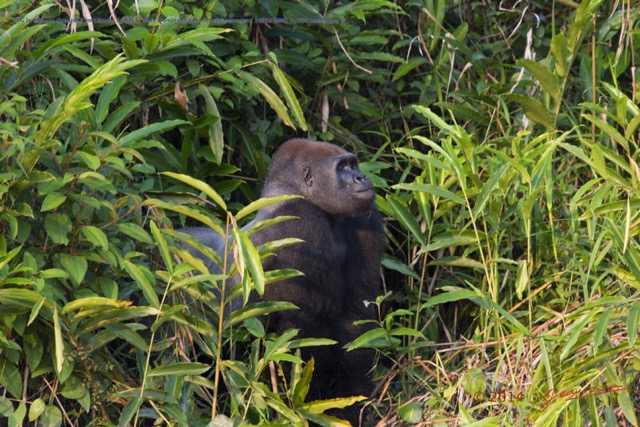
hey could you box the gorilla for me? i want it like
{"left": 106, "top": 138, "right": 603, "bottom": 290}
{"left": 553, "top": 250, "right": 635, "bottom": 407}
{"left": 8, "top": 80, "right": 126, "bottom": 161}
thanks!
{"left": 180, "top": 138, "right": 385, "bottom": 425}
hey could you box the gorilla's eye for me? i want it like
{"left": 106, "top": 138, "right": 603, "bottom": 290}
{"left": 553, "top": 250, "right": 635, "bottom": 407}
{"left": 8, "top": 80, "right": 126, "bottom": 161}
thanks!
{"left": 337, "top": 159, "right": 357, "bottom": 172}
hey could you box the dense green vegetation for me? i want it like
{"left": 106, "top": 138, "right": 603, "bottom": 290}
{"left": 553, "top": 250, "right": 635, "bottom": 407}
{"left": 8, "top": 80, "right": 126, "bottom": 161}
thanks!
{"left": 1, "top": 0, "right": 639, "bottom": 425}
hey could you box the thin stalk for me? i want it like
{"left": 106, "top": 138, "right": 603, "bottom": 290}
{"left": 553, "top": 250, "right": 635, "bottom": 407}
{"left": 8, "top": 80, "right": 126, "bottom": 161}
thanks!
{"left": 211, "top": 213, "right": 233, "bottom": 422}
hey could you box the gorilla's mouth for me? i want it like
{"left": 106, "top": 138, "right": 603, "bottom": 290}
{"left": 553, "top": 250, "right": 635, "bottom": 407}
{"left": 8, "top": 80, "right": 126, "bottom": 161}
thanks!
{"left": 355, "top": 188, "right": 375, "bottom": 196}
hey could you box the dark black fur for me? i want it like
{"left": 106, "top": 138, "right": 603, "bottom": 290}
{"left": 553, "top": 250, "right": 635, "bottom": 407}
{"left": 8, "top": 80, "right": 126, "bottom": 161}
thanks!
{"left": 181, "top": 139, "right": 385, "bottom": 425}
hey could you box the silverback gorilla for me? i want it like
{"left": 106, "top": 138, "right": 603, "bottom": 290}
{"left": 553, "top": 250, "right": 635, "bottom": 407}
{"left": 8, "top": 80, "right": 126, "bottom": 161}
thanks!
{"left": 181, "top": 139, "right": 385, "bottom": 425}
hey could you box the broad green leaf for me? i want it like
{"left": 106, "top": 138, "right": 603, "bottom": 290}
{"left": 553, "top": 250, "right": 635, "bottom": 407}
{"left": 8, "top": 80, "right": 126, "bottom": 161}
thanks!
{"left": 428, "top": 256, "right": 484, "bottom": 269}
{"left": 625, "top": 114, "right": 640, "bottom": 140}
{"left": 39, "top": 269, "right": 70, "bottom": 279}
{"left": 60, "top": 381, "right": 90, "bottom": 411}
{"left": 102, "top": 102, "right": 141, "bottom": 134}
{"left": 299, "top": 395, "right": 366, "bottom": 413}
{"left": 41, "top": 192, "right": 67, "bottom": 212}
{"left": 346, "top": 327, "right": 391, "bottom": 350}
{"left": 77, "top": 307, "right": 159, "bottom": 336}
{"left": 198, "top": 84, "right": 224, "bottom": 164}
{"left": 459, "top": 368, "right": 486, "bottom": 395}
{"left": 12, "top": 202, "right": 34, "bottom": 219}
{"left": 63, "top": 297, "right": 127, "bottom": 314}
{"left": 117, "top": 223, "right": 153, "bottom": 244}
{"left": 0, "top": 396, "right": 12, "bottom": 416}
{"left": 301, "top": 411, "right": 352, "bottom": 427}
{"left": 150, "top": 220, "right": 172, "bottom": 275}
{"left": 386, "top": 194, "right": 426, "bottom": 246}
{"left": 422, "top": 288, "right": 478, "bottom": 308}
{"left": 398, "top": 401, "right": 422, "bottom": 423}
{"left": 0, "top": 289, "right": 54, "bottom": 316}
{"left": 118, "top": 119, "right": 189, "bottom": 147}
{"left": 517, "top": 59, "right": 561, "bottom": 102}
{"left": 393, "top": 183, "right": 464, "bottom": 205}
{"left": 390, "top": 327, "right": 425, "bottom": 338}
{"left": 2, "top": 6, "right": 51, "bottom": 56}
{"left": 124, "top": 260, "right": 160, "bottom": 309}
{"left": 148, "top": 362, "right": 210, "bottom": 377}
{"left": 156, "top": 28, "right": 231, "bottom": 58}
{"left": 234, "top": 228, "right": 264, "bottom": 295}
{"left": 95, "top": 75, "right": 126, "bottom": 124}
{"left": 505, "top": 93, "right": 555, "bottom": 130}
{"left": 412, "top": 105, "right": 456, "bottom": 134}
{"left": 289, "top": 338, "right": 338, "bottom": 349}
{"left": 328, "top": 0, "right": 402, "bottom": 20}
{"left": 582, "top": 113, "right": 629, "bottom": 152}
{"left": 589, "top": 143, "right": 622, "bottom": 184}
{"left": 550, "top": 33, "right": 569, "bottom": 77}
{"left": 627, "top": 301, "right": 640, "bottom": 346}
{"left": 44, "top": 213, "right": 72, "bottom": 245}
{"left": 618, "top": 387, "right": 638, "bottom": 426}
{"left": 8, "top": 402, "right": 26, "bottom": 426}
{"left": 422, "top": 231, "right": 484, "bottom": 252}
{"left": 262, "top": 267, "right": 303, "bottom": 284}
{"left": 146, "top": 200, "right": 223, "bottom": 235}
{"left": 28, "top": 399, "right": 45, "bottom": 422}
{"left": 472, "top": 162, "right": 510, "bottom": 218}
{"left": 381, "top": 255, "right": 420, "bottom": 279}
{"left": 226, "top": 301, "right": 298, "bottom": 326}
{"left": 59, "top": 254, "right": 88, "bottom": 287}
{"left": 33, "top": 31, "right": 104, "bottom": 57}
{"left": 0, "top": 362, "right": 22, "bottom": 399}
{"left": 0, "top": 245, "right": 22, "bottom": 270}
{"left": 593, "top": 307, "right": 612, "bottom": 353}
{"left": 292, "top": 357, "right": 314, "bottom": 406}
{"left": 74, "top": 151, "right": 101, "bottom": 170}
{"left": 118, "top": 397, "right": 140, "bottom": 427}
{"left": 393, "top": 56, "right": 428, "bottom": 81}
{"left": 81, "top": 225, "right": 109, "bottom": 249}
{"left": 559, "top": 314, "right": 592, "bottom": 361}
{"left": 28, "top": 297, "right": 45, "bottom": 326}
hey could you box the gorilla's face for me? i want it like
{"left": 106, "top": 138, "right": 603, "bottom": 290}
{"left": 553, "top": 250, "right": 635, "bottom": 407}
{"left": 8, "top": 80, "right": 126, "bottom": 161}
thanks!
{"left": 265, "top": 139, "right": 377, "bottom": 217}
{"left": 307, "top": 152, "right": 375, "bottom": 216}
{"left": 334, "top": 153, "right": 375, "bottom": 202}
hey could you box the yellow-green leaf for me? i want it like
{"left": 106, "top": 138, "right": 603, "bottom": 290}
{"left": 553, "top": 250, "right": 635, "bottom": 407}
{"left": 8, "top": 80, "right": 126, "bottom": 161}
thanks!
{"left": 268, "top": 62, "right": 307, "bottom": 130}
{"left": 237, "top": 70, "right": 295, "bottom": 129}
{"left": 53, "top": 307, "right": 64, "bottom": 374}
{"left": 160, "top": 172, "right": 227, "bottom": 210}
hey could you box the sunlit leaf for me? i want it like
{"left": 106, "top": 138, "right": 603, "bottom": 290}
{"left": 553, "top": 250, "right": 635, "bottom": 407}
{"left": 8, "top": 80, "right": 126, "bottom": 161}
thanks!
{"left": 237, "top": 70, "right": 295, "bottom": 129}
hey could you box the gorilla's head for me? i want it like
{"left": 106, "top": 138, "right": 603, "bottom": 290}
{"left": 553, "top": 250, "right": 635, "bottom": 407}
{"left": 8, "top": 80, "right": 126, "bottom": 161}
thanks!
{"left": 264, "top": 138, "right": 375, "bottom": 216}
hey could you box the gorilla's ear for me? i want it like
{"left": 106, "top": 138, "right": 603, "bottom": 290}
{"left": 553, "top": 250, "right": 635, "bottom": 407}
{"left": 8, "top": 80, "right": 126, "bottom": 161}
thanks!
{"left": 303, "top": 167, "right": 313, "bottom": 187}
